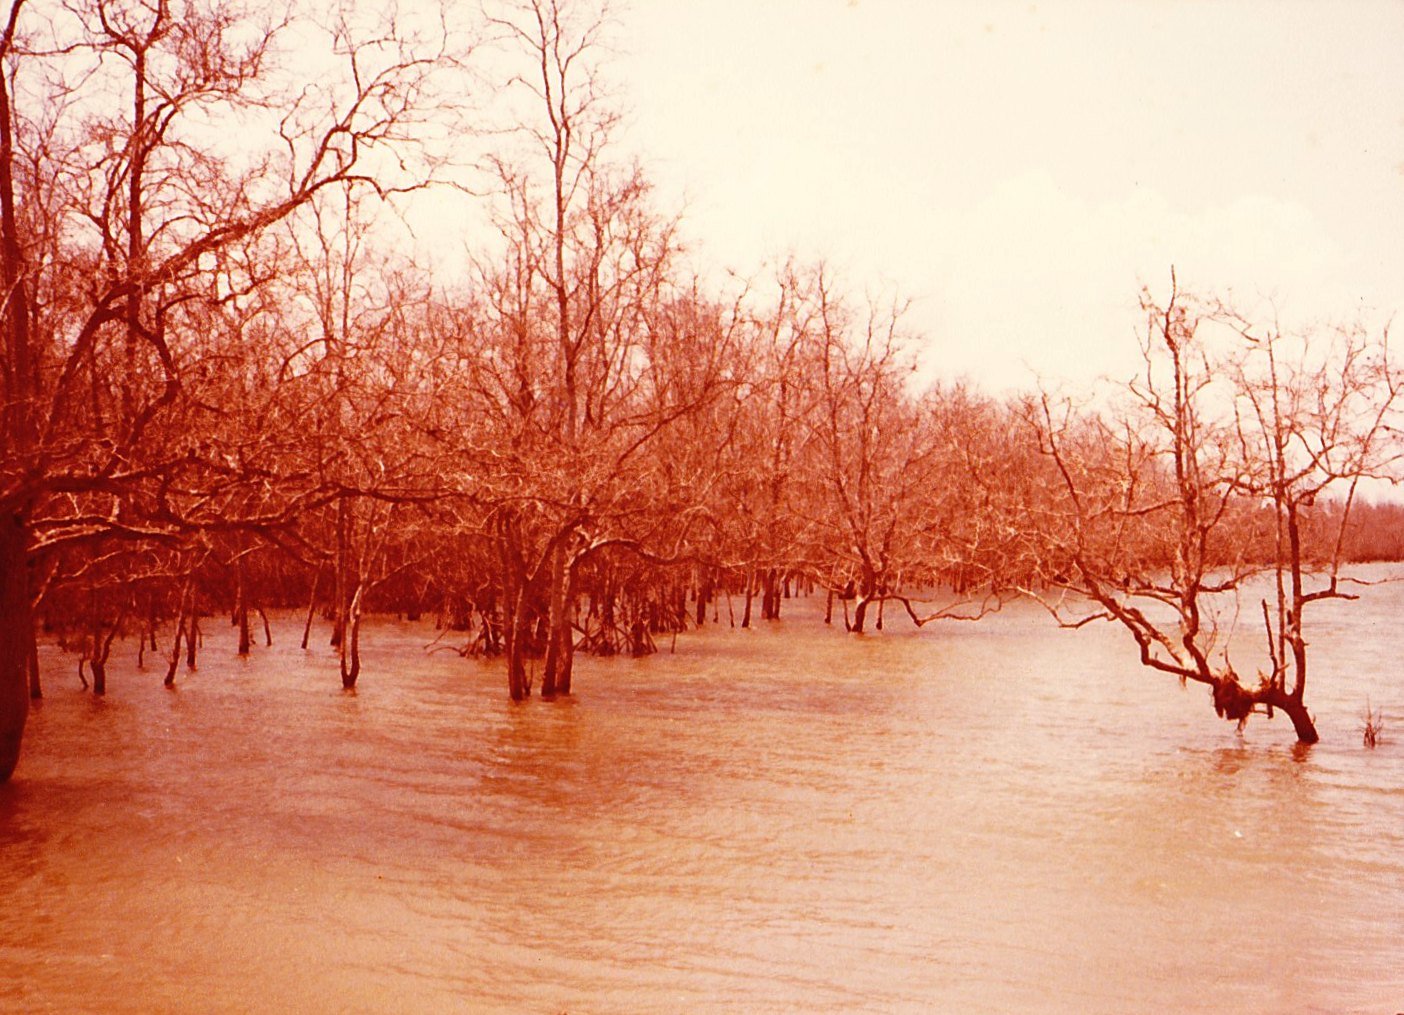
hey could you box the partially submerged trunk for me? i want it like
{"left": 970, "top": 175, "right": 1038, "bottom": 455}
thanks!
{"left": 503, "top": 587, "right": 530, "bottom": 701}
{"left": 540, "top": 544, "right": 569, "bottom": 699}
{"left": 340, "top": 584, "right": 364, "bottom": 690}
{"left": 301, "top": 568, "right": 319, "bottom": 650}
{"left": 0, "top": 515, "right": 32, "bottom": 782}
{"left": 761, "top": 569, "right": 781, "bottom": 621}
{"left": 851, "top": 595, "right": 871, "bottom": 634}
{"left": 1251, "top": 682, "right": 1319, "bottom": 746}
{"left": 695, "top": 570, "right": 712, "bottom": 627}
{"left": 164, "top": 615, "right": 184, "bottom": 688}
{"left": 164, "top": 581, "right": 194, "bottom": 688}
{"left": 1274, "top": 693, "right": 1319, "bottom": 745}
{"left": 740, "top": 567, "right": 755, "bottom": 629}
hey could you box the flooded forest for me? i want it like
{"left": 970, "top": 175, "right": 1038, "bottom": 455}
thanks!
{"left": 2, "top": 1, "right": 1404, "bottom": 1011}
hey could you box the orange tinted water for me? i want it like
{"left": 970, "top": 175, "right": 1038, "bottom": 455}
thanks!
{"left": 2, "top": 584, "right": 1402, "bottom": 1013}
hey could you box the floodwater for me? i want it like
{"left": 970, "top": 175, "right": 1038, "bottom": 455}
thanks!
{"left": 2, "top": 579, "right": 1403, "bottom": 1014}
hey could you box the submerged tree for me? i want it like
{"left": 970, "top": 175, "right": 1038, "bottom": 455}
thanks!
{"left": 452, "top": 0, "right": 730, "bottom": 700}
{"left": 0, "top": 0, "right": 456, "bottom": 781}
{"left": 1025, "top": 276, "right": 1400, "bottom": 743}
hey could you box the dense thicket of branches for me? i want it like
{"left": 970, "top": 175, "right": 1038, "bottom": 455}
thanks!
{"left": 1, "top": 0, "right": 1399, "bottom": 779}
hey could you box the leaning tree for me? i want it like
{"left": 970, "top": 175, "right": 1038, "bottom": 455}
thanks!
{"left": 1024, "top": 275, "right": 1400, "bottom": 743}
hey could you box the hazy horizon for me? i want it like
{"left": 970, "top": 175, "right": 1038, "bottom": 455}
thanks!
{"left": 603, "top": 0, "right": 1404, "bottom": 392}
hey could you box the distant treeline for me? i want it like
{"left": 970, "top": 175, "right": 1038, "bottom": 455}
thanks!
{"left": 1335, "top": 500, "right": 1404, "bottom": 561}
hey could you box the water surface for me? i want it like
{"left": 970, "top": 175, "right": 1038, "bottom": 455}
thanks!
{"left": 2, "top": 584, "right": 1402, "bottom": 1013}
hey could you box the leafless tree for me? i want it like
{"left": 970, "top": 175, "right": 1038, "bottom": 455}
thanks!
{"left": 1024, "top": 275, "right": 1400, "bottom": 743}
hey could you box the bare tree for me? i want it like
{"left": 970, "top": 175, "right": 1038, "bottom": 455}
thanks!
{"left": 456, "top": 0, "right": 729, "bottom": 700}
{"left": 1220, "top": 303, "right": 1401, "bottom": 741}
{"left": 1024, "top": 276, "right": 1400, "bottom": 743}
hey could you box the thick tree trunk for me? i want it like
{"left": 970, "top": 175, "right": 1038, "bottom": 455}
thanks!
{"left": 540, "top": 545, "right": 568, "bottom": 699}
{"left": 1281, "top": 699, "right": 1319, "bottom": 745}
{"left": 0, "top": 9, "right": 36, "bottom": 781}
{"left": 1261, "top": 685, "right": 1319, "bottom": 745}
{"left": 554, "top": 555, "right": 577, "bottom": 695}
{"left": 695, "top": 570, "right": 711, "bottom": 627}
{"left": 852, "top": 595, "right": 870, "bottom": 634}
{"left": 0, "top": 516, "right": 32, "bottom": 781}
{"left": 554, "top": 628, "right": 575, "bottom": 694}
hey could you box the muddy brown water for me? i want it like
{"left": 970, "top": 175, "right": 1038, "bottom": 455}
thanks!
{"left": 2, "top": 580, "right": 1402, "bottom": 1013}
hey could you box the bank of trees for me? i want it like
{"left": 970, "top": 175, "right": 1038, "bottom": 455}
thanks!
{"left": 2, "top": 0, "right": 1400, "bottom": 783}
{"left": 0, "top": 0, "right": 463, "bottom": 778}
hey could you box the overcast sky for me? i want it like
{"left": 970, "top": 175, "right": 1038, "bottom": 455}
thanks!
{"left": 610, "top": 0, "right": 1404, "bottom": 392}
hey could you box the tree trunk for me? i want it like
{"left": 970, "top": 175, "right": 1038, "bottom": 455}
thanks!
{"left": 340, "top": 583, "right": 364, "bottom": 690}
{"left": 696, "top": 570, "right": 711, "bottom": 626}
{"left": 0, "top": 7, "right": 37, "bottom": 780}
{"left": 234, "top": 551, "right": 251, "bottom": 656}
{"left": 0, "top": 516, "right": 32, "bottom": 781}
{"left": 741, "top": 567, "right": 755, "bottom": 629}
{"left": 164, "top": 613, "right": 184, "bottom": 688}
{"left": 480, "top": 591, "right": 501, "bottom": 655}
{"left": 554, "top": 554, "right": 577, "bottom": 695}
{"left": 552, "top": 575, "right": 576, "bottom": 696}
{"left": 331, "top": 498, "right": 348, "bottom": 648}
{"left": 27, "top": 626, "right": 40, "bottom": 700}
{"left": 540, "top": 544, "right": 568, "bottom": 699}
{"left": 185, "top": 597, "right": 199, "bottom": 670}
{"left": 852, "top": 595, "right": 870, "bottom": 634}
{"left": 165, "top": 580, "right": 192, "bottom": 688}
{"left": 1262, "top": 685, "right": 1319, "bottom": 745}
{"left": 555, "top": 625, "right": 575, "bottom": 694}
{"left": 301, "top": 568, "right": 319, "bottom": 650}
{"left": 504, "top": 588, "right": 530, "bottom": 701}
{"left": 1282, "top": 699, "right": 1319, "bottom": 745}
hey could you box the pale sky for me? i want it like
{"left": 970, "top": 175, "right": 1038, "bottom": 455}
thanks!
{"left": 611, "top": 0, "right": 1404, "bottom": 392}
